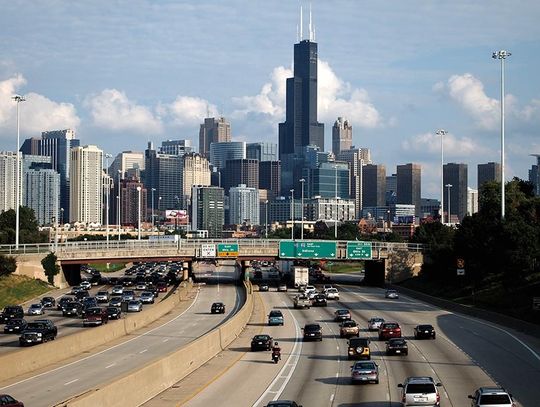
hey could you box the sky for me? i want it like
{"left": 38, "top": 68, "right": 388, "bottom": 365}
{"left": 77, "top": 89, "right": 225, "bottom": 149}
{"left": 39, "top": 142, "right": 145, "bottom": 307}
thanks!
{"left": 1, "top": 0, "right": 539, "bottom": 199}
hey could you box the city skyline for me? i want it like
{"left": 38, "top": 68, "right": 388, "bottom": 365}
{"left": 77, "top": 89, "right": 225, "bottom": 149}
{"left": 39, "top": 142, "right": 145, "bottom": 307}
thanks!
{"left": 0, "top": 1, "right": 539, "bottom": 198}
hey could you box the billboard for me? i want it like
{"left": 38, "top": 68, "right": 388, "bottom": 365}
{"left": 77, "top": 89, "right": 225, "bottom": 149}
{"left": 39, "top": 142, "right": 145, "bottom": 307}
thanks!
{"left": 165, "top": 210, "right": 188, "bottom": 219}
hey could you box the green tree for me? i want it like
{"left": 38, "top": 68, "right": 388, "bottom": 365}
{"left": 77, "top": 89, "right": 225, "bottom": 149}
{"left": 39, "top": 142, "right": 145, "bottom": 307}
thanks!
{"left": 0, "top": 207, "right": 49, "bottom": 244}
{"left": 0, "top": 255, "right": 17, "bottom": 276}
{"left": 411, "top": 221, "right": 455, "bottom": 282}
{"left": 41, "top": 253, "right": 60, "bottom": 285}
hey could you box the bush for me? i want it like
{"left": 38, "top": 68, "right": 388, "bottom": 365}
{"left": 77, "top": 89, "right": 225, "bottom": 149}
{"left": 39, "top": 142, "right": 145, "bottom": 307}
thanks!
{"left": 0, "top": 255, "right": 16, "bottom": 276}
{"left": 41, "top": 253, "right": 60, "bottom": 285}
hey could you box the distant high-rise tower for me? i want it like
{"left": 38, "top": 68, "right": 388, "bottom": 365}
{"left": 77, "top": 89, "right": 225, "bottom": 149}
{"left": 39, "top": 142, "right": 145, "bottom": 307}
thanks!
{"left": 0, "top": 152, "right": 22, "bottom": 214}
{"left": 529, "top": 154, "right": 540, "bottom": 196}
{"left": 332, "top": 117, "right": 352, "bottom": 155}
{"left": 182, "top": 153, "right": 211, "bottom": 208}
{"left": 229, "top": 184, "right": 260, "bottom": 225}
{"left": 109, "top": 151, "right": 145, "bottom": 179}
{"left": 385, "top": 174, "right": 397, "bottom": 206}
{"left": 191, "top": 185, "right": 224, "bottom": 238}
{"left": 259, "top": 161, "right": 281, "bottom": 199}
{"left": 222, "top": 159, "right": 259, "bottom": 195}
{"left": 160, "top": 139, "right": 193, "bottom": 156}
{"left": 338, "top": 148, "right": 370, "bottom": 218}
{"left": 362, "top": 164, "right": 386, "bottom": 207}
{"left": 477, "top": 162, "right": 501, "bottom": 189}
{"left": 396, "top": 163, "right": 422, "bottom": 216}
{"left": 144, "top": 143, "right": 183, "bottom": 210}
{"left": 22, "top": 155, "right": 59, "bottom": 226}
{"left": 69, "top": 145, "right": 103, "bottom": 224}
{"left": 199, "top": 117, "right": 231, "bottom": 157}
{"left": 443, "top": 163, "right": 468, "bottom": 222}
{"left": 209, "top": 141, "right": 246, "bottom": 170}
{"left": 247, "top": 142, "right": 278, "bottom": 162}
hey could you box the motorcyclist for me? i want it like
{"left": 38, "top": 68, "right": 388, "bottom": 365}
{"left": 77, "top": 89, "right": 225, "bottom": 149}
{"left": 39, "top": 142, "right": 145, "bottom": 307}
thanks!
{"left": 272, "top": 341, "right": 281, "bottom": 360}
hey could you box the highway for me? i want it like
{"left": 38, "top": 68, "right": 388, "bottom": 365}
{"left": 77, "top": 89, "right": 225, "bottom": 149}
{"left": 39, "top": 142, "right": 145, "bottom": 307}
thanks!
{"left": 0, "top": 264, "right": 243, "bottom": 407}
{"left": 179, "top": 284, "right": 540, "bottom": 407}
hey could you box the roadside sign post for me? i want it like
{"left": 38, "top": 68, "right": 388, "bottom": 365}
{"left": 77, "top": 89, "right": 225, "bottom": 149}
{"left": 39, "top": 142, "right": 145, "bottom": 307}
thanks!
{"left": 456, "top": 258, "right": 465, "bottom": 276}
{"left": 346, "top": 241, "right": 372, "bottom": 260}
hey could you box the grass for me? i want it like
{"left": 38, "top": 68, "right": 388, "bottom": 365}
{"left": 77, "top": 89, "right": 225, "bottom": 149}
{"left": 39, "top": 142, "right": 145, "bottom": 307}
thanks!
{"left": 88, "top": 262, "right": 126, "bottom": 273}
{"left": 324, "top": 262, "right": 364, "bottom": 274}
{"left": 0, "top": 275, "right": 53, "bottom": 309}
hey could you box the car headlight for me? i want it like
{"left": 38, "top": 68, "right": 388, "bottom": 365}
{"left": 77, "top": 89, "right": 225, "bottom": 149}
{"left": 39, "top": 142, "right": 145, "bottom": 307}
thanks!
{"left": 37, "top": 333, "right": 42, "bottom": 337}
{"left": 356, "top": 347, "right": 363, "bottom": 352}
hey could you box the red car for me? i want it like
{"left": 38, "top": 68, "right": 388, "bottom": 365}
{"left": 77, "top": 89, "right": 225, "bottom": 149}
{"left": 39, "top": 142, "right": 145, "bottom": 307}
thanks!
{"left": 156, "top": 282, "right": 168, "bottom": 292}
{"left": 0, "top": 394, "right": 24, "bottom": 406}
{"left": 378, "top": 322, "right": 402, "bottom": 340}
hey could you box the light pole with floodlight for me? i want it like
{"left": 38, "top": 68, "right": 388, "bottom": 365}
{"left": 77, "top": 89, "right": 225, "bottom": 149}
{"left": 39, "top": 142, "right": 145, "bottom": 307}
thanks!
{"left": 334, "top": 165, "right": 338, "bottom": 239}
{"left": 290, "top": 189, "right": 294, "bottom": 240}
{"left": 492, "top": 50, "right": 511, "bottom": 220}
{"left": 12, "top": 95, "right": 25, "bottom": 250}
{"left": 136, "top": 186, "right": 142, "bottom": 240}
{"left": 104, "top": 153, "right": 112, "bottom": 244}
{"left": 436, "top": 129, "right": 447, "bottom": 223}
{"left": 445, "top": 184, "right": 452, "bottom": 224}
{"left": 299, "top": 179, "right": 305, "bottom": 240}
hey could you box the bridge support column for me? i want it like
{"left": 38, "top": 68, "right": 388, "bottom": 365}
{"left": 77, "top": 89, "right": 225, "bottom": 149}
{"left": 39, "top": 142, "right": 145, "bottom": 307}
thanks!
{"left": 363, "top": 260, "right": 386, "bottom": 287}
{"left": 182, "top": 261, "right": 191, "bottom": 281}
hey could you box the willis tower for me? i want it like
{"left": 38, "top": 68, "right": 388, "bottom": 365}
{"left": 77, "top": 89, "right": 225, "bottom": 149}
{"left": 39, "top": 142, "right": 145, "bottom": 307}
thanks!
{"left": 279, "top": 7, "right": 324, "bottom": 195}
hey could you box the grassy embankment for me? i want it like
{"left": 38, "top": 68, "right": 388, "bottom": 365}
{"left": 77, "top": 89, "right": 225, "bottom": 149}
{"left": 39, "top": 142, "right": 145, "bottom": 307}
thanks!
{"left": 88, "top": 263, "right": 126, "bottom": 273}
{"left": 0, "top": 275, "right": 53, "bottom": 309}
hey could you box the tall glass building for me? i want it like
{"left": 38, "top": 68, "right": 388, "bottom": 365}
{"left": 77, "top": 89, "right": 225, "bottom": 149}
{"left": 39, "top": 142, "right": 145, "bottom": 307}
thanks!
{"left": 23, "top": 155, "right": 59, "bottom": 226}
{"left": 229, "top": 184, "right": 260, "bottom": 225}
{"left": 247, "top": 142, "right": 278, "bottom": 162}
{"left": 209, "top": 141, "right": 246, "bottom": 170}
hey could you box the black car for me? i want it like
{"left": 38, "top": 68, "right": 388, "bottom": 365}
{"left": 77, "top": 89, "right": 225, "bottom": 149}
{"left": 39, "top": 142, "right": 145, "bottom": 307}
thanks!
{"left": 259, "top": 284, "right": 269, "bottom": 292}
{"left": 0, "top": 306, "right": 24, "bottom": 324}
{"left": 312, "top": 294, "right": 327, "bottom": 307}
{"left": 303, "top": 323, "right": 322, "bottom": 341}
{"left": 57, "top": 296, "right": 75, "bottom": 310}
{"left": 211, "top": 302, "right": 225, "bottom": 314}
{"left": 106, "top": 306, "right": 122, "bottom": 320}
{"left": 250, "top": 334, "right": 273, "bottom": 351}
{"left": 386, "top": 338, "right": 408, "bottom": 355}
{"left": 40, "top": 297, "right": 56, "bottom": 308}
{"left": 62, "top": 302, "right": 83, "bottom": 317}
{"left": 266, "top": 402, "right": 302, "bottom": 407}
{"left": 74, "top": 290, "right": 90, "bottom": 300}
{"left": 4, "top": 318, "right": 28, "bottom": 334}
{"left": 413, "top": 324, "right": 436, "bottom": 339}
{"left": 19, "top": 319, "right": 57, "bottom": 346}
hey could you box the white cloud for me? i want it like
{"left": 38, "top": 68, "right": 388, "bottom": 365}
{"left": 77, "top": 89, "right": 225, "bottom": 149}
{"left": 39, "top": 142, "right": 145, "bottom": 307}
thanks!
{"left": 401, "top": 131, "right": 486, "bottom": 157}
{"left": 0, "top": 74, "right": 80, "bottom": 136}
{"left": 85, "top": 89, "right": 162, "bottom": 134}
{"left": 161, "top": 96, "right": 218, "bottom": 127}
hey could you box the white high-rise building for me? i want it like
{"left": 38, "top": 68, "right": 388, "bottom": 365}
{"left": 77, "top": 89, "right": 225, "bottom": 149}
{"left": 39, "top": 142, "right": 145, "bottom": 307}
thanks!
{"left": 337, "top": 148, "right": 371, "bottom": 219}
{"left": 182, "top": 153, "right": 211, "bottom": 208}
{"left": 229, "top": 184, "right": 260, "bottom": 225}
{"left": 0, "top": 152, "right": 22, "bottom": 214}
{"left": 467, "top": 187, "right": 478, "bottom": 216}
{"left": 332, "top": 117, "right": 353, "bottom": 155}
{"left": 109, "top": 151, "right": 145, "bottom": 178}
{"left": 70, "top": 145, "right": 103, "bottom": 224}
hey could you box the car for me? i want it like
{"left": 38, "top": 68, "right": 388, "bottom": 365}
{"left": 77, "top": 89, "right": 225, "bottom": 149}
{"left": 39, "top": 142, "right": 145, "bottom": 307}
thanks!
{"left": 277, "top": 284, "right": 288, "bottom": 292}
{"left": 323, "top": 287, "right": 339, "bottom": 300}
{"left": 140, "top": 291, "right": 155, "bottom": 304}
{"left": 334, "top": 309, "right": 352, "bottom": 322}
{"left": 122, "top": 290, "right": 136, "bottom": 301}
{"left": 121, "top": 277, "right": 135, "bottom": 287}
{"left": 82, "top": 297, "right": 98, "bottom": 309}
{"left": 347, "top": 337, "right": 371, "bottom": 360}
{"left": 156, "top": 282, "right": 168, "bottom": 292}
{"left": 414, "top": 324, "right": 436, "bottom": 339}
{"left": 79, "top": 281, "right": 92, "bottom": 290}
{"left": 0, "top": 306, "right": 24, "bottom": 323}
{"left": 386, "top": 338, "right": 408, "bottom": 356}
{"left": 265, "top": 402, "right": 302, "bottom": 407}
{"left": 385, "top": 289, "right": 399, "bottom": 299}
{"left": 378, "top": 322, "right": 402, "bottom": 340}
{"left": 468, "top": 387, "right": 515, "bottom": 407}
{"left": 0, "top": 394, "right": 24, "bottom": 407}
{"left": 211, "top": 302, "right": 225, "bottom": 314}
{"left": 312, "top": 294, "right": 327, "bottom": 307}
{"left": 268, "top": 310, "right": 284, "bottom": 326}
{"left": 111, "top": 285, "right": 124, "bottom": 295}
{"left": 19, "top": 319, "right": 57, "bottom": 346}
{"left": 127, "top": 300, "right": 143, "bottom": 312}
{"left": 27, "top": 303, "right": 44, "bottom": 316}
{"left": 351, "top": 360, "right": 379, "bottom": 384}
{"left": 303, "top": 323, "right": 322, "bottom": 341}
{"left": 322, "top": 284, "right": 333, "bottom": 291}
{"left": 106, "top": 306, "right": 122, "bottom": 320}
{"left": 83, "top": 307, "right": 109, "bottom": 327}
{"left": 95, "top": 291, "right": 110, "bottom": 303}
{"left": 303, "top": 285, "right": 316, "bottom": 295}
{"left": 136, "top": 282, "right": 147, "bottom": 291}
{"left": 398, "top": 376, "right": 442, "bottom": 407}
{"left": 3, "top": 318, "right": 28, "bottom": 334}
{"left": 70, "top": 286, "right": 84, "bottom": 295}
{"left": 40, "top": 296, "right": 56, "bottom": 308}
{"left": 367, "top": 317, "right": 385, "bottom": 331}
{"left": 57, "top": 296, "right": 75, "bottom": 310}
{"left": 62, "top": 301, "right": 83, "bottom": 317}
{"left": 340, "top": 320, "right": 360, "bottom": 338}
{"left": 109, "top": 297, "right": 123, "bottom": 307}
{"left": 259, "top": 284, "right": 269, "bottom": 292}
{"left": 293, "top": 294, "right": 311, "bottom": 309}
{"left": 307, "top": 290, "right": 319, "bottom": 300}
{"left": 251, "top": 334, "right": 273, "bottom": 351}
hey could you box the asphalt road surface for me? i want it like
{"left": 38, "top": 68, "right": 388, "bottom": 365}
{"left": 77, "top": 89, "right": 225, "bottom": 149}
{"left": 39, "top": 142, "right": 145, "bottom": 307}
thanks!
{"left": 183, "top": 284, "right": 540, "bottom": 407}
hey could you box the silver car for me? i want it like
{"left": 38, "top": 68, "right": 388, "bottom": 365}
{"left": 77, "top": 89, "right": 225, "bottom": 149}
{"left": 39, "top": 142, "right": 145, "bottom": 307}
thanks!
{"left": 111, "top": 285, "right": 124, "bottom": 295}
{"left": 368, "top": 317, "right": 385, "bottom": 331}
{"left": 398, "top": 376, "right": 442, "bottom": 406}
{"left": 385, "top": 289, "right": 399, "bottom": 299}
{"left": 468, "top": 387, "right": 515, "bottom": 407}
{"left": 127, "top": 300, "right": 143, "bottom": 312}
{"left": 139, "top": 291, "right": 155, "bottom": 304}
{"left": 95, "top": 291, "right": 110, "bottom": 303}
{"left": 351, "top": 360, "right": 379, "bottom": 384}
{"left": 27, "top": 303, "right": 44, "bottom": 315}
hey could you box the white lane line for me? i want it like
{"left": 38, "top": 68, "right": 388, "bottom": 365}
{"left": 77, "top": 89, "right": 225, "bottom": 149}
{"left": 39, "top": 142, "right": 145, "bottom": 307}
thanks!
{"left": 330, "top": 393, "right": 335, "bottom": 402}
{"left": 105, "top": 363, "right": 115, "bottom": 369}
{"left": 139, "top": 349, "right": 148, "bottom": 354}
{"left": 0, "top": 287, "right": 201, "bottom": 391}
{"left": 162, "top": 338, "right": 169, "bottom": 343}
{"left": 64, "top": 379, "right": 78, "bottom": 386}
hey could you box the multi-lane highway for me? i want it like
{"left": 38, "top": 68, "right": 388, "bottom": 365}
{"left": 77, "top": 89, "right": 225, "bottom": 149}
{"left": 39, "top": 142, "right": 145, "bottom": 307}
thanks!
{"left": 0, "top": 264, "right": 243, "bottom": 407}
{"left": 178, "top": 283, "right": 540, "bottom": 407}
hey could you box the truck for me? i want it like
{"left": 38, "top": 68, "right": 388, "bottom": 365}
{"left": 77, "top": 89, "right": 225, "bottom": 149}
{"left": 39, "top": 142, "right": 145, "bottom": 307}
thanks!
{"left": 292, "top": 266, "right": 309, "bottom": 288}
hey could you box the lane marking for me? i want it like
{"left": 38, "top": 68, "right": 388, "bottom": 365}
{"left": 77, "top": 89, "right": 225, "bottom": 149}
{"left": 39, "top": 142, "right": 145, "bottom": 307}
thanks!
{"left": 105, "top": 363, "right": 115, "bottom": 369}
{"left": 162, "top": 338, "right": 169, "bottom": 343}
{"left": 139, "top": 349, "right": 148, "bottom": 354}
{"left": 64, "top": 379, "right": 78, "bottom": 386}
{"left": 330, "top": 393, "right": 335, "bottom": 402}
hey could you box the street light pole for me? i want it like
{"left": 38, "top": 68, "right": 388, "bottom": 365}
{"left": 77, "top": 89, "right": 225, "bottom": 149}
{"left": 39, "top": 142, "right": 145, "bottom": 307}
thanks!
{"left": 493, "top": 50, "right": 511, "bottom": 220}
{"left": 334, "top": 165, "right": 338, "bottom": 239}
{"left": 299, "top": 179, "right": 305, "bottom": 240}
{"left": 290, "top": 189, "right": 294, "bottom": 240}
{"left": 436, "top": 129, "right": 447, "bottom": 223}
{"left": 12, "top": 95, "right": 25, "bottom": 250}
{"left": 265, "top": 199, "right": 269, "bottom": 239}
{"left": 151, "top": 188, "right": 156, "bottom": 232}
{"left": 137, "top": 186, "right": 142, "bottom": 240}
{"left": 105, "top": 153, "right": 112, "bottom": 245}
{"left": 445, "top": 184, "right": 452, "bottom": 224}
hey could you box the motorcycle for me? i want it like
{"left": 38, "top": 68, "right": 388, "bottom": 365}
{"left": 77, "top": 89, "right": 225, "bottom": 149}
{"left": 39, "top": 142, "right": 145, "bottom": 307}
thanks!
{"left": 272, "top": 351, "right": 280, "bottom": 364}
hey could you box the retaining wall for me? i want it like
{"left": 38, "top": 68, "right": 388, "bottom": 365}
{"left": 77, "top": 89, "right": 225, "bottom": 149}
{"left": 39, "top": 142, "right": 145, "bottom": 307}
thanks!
{"left": 0, "top": 282, "right": 193, "bottom": 383}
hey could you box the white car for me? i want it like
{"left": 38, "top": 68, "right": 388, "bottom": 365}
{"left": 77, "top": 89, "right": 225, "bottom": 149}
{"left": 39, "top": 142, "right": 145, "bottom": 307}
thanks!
{"left": 307, "top": 290, "right": 319, "bottom": 300}
{"left": 303, "top": 285, "right": 316, "bottom": 295}
{"left": 27, "top": 303, "right": 44, "bottom": 315}
{"left": 324, "top": 288, "right": 339, "bottom": 300}
{"left": 385, "top": 289, "right": 399, "bottom": 299}
{"left": 367, "top": 317, "right": 385, "bottom": 331}
{"left": 80, "top": 281, "right": 92, "bottom": 290}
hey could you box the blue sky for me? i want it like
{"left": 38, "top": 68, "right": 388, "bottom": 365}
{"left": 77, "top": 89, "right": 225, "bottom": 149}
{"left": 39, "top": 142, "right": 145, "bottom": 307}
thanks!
{"left": 1, "top": 0, "right": 539, "bottom": 198}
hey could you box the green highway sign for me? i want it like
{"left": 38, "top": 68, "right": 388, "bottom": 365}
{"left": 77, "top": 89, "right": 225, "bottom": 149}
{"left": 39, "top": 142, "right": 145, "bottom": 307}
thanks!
{"left": 346, "top": 241, "right": 372, "bottom": 259}
{"left": 279, "top": 241, "right": 336, "bottom": 259}
{"left": 217, "top": 243, "right": 239, "bottom": 257}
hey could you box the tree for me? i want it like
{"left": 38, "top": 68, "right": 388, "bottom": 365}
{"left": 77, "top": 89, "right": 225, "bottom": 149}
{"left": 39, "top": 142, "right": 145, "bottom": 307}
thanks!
{"left": 0, "top": 255, "right": 16, "bottom": 276}
{"left": 41, "top": 253, "right": 60, "bottom": 285}
{"left": 0, "top": 207, "right": 49, "bottom": 244}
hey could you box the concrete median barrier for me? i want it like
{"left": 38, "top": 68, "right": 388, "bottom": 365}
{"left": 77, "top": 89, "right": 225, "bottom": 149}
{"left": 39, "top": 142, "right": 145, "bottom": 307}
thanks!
{"left": 64, "top": 282, "right": 254, "bottom": 407}
{"left": 0, "top": 282, "right": 193, "bottom": 383}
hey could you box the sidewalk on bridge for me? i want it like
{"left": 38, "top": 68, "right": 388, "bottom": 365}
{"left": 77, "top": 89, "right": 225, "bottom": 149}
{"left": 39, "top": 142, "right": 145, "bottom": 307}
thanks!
{"left": 142, "top": 288, "right": 266, "bottom": 406}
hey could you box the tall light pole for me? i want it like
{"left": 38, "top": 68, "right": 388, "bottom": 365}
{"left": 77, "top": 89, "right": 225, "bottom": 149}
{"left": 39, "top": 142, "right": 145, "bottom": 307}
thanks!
{"left": 445, "top": 184, "right": 452, "bottom": 224}
{"left": 290, "top": 189, "right": 294, "bottom": 240}
{"left": 436, "top": 129, "right": 447, "bottom": 223}
{"left": 151, "top": 188, "right": 156, "bottom": 231}
{"left": 104, "top": 153, "right": 112, "bottom": 244}
{"left": 299, "top": 179, "right": 305, "bottom": 240}
{"left": 265, "top": 199, "right": 269, "bottom": 239}
{"left": 334, "top": 165, "right": 338, "bottom": 239}
{"left": 12, "top": 95, "right": 25, "bottom": 250}
{"left": 117, "top": 170, "right": 122, "bottom": 240}
{"left": 493, "top": 50, "right": 511, "bottom": 220}
{"left": 136, "top": 186, "right": 142, "bottom": 240}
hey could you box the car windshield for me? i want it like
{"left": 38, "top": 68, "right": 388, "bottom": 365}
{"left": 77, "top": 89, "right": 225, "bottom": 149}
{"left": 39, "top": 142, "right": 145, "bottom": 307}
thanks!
{"left": 86, "top": 308, "right": 101, "bottom": 315}
{"left": 479, "top": 395, "right": 511, "bottom": 404}
{"left": 305, "top": 325, "right": 320, "bottom": 331}
{"left": 337, "top": 310, "right": 349, "bottom": 315}
{"left": 418, "top": 325, "right": 433, "bottom": 330}
{"left": 389, "top": 339, "right": 405, "bottom": 344}
{"left": 254, "top": 335, "right": 269, "bottom": 340}
{"left": 30, "top": 304, "right": 41, "bottom": 308}
{"left": 343, "top": 321, "right": 356, "bottom": 327}
{"left": 406, "top": 384, "right": 436, "bottom": 394}
{"left": 269, "top": 311, "right": 282, "bottom": 317}
{"left": 349, "top": 338, "right": 369, "bottom": 346}
{"left": 387, "top": 290, "right": 396, "bottom": 293}
{"left": 26, "top": 322, "right": 45, "bottom": 329}
{"left": 354, "top": 362, "right": 375, "bottom": 369}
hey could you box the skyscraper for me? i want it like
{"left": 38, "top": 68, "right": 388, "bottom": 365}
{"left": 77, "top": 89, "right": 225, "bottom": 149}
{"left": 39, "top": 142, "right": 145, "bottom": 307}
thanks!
{"left": 222, "top": 159, "right": 259, "bottom": 195}
{"left": 22, "top": 155, "right": 59, "bottom": 226}
{"left": 529, "top": 154, "right": 540, "bottom": 196}
{"left": 144, "top": 143, "right": 183, "bottom": 210}
{"left": 69, "top": 145, "right": 103, "bottom": 224}
{"left": 396, "top": 163, "right": 422, "bottom": 216}
{"left": 337, "top": 148, "right": 371, "bottom": 218}
{"left": 191, "top": 185, "right": 224, "bottom": 238}
{"left": 160, "top": 139, "right": 193, "bottom": 156}
{"left": 229, "top": 184, "right": 260, "bottom": 225}
{"left": 109, "top": 151, "right": 145, "bottom": 178}
{"left": 332, "top": 117, "right": 352, "bottom": 155}
{"left": 477, "top": 162, "right": 501, "bottom": 189}
{"left": 209, "top": 141, "right": 246, "bottom": 170}
{"left": 0, "top": 152, "right": 22, "bottom": 214}
{"left": 385, "top": 173, "right": 397, "bottom": 205}
{"left": 199, "top": 117, "right": 231, "bottom": 157}
{"left": 182, "top": 153, "right": 211, "bottom": 208}
{"left": 443, "top": 163, "right": 468, "bottom": 222}
{"left": 259, "top": 161, "right": 281, "bottom": 199}
{"left": 362, "top": 164, "right": 386, "bottom": 207}
{"left": 247, "top": 142, "right": 278, "bottom": 162}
